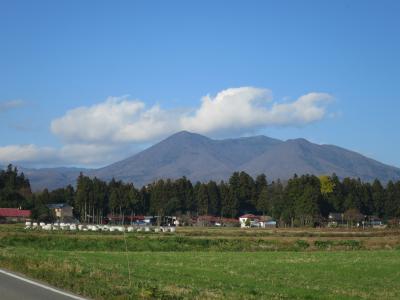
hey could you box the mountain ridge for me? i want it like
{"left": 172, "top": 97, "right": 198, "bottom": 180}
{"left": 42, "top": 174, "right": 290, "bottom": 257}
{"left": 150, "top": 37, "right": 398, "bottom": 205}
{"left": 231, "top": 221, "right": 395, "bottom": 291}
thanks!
{"left": 9, "top": 131, "right": 400, "bottom": 191}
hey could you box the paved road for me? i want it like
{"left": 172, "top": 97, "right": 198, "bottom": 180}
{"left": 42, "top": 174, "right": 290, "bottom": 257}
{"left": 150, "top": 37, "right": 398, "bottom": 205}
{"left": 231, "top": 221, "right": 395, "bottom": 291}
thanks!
{"left": 0, "top": 269, "right": 88, "bottom": 300}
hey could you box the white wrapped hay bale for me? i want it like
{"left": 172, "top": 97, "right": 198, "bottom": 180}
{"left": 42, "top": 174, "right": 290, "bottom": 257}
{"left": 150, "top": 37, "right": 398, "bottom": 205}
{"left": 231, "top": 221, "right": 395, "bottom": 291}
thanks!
{"left": 42, "top": 224, "right": 52, "bottom": 230}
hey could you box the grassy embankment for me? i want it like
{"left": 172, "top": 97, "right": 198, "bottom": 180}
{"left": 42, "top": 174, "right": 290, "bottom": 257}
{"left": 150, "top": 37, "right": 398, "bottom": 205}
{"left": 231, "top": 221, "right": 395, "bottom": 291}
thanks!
{"left": 0, "top": 225, "right": 400, "bottom": 299}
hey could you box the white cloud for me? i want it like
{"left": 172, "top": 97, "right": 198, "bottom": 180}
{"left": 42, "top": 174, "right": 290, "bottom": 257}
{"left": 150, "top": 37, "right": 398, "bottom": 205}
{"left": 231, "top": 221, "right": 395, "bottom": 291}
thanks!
{"left": 181, "top": 88, "right": 333, "bottom": 133}
{"left": 1, "top": 87, "right": 334, "bottom": 167}
{"left": 51, "top": 87, "right": 333, "bottom": 145}
{"left": 0, "top": 143, "right": 128, "bottom": 168}
{"left": 0, "top": 144, "right": 58, "bottom": 165}
{"left": 51, "top": 96, "right": 180, "bottom": 143}
{"left": 0, "top": 100, "right": 26, "bottom": 112}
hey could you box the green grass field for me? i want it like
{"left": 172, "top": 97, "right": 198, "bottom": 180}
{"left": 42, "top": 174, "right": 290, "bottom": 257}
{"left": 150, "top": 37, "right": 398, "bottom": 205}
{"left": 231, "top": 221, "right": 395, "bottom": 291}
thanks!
{"left": 1, "top": 225, "right": 400, "bottom": 299}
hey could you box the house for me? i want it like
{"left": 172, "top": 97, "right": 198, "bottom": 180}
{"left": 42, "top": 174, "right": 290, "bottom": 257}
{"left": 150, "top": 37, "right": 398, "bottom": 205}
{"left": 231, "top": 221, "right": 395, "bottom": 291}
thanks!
{"left": 328, "top": 212, "right": 345, "bottom": 227}
{"left": 136, "top": 215, "right": 173, "bottom": 226}
{"left": 259, "top": 216, "right": 277, "bottom": 228}
{"left": 328, "top": 212, "right": 385, "bottom": 228}
{"left": 239, "top": 214, "right": 261, "bottom": 228}
{"left": 191, "top": 216, "right": 239, "bottom": 227}
{"left": 366, "top": 216, "right": 386, "bottom": 228}
{"left": 0, "top": 208, "right": 31, "bottom": 223}
{"left": 239, "top": 214, "right": 277, "bottom": 228}
{"left": 47, "top": 203, "right": 73, "bottom": 220}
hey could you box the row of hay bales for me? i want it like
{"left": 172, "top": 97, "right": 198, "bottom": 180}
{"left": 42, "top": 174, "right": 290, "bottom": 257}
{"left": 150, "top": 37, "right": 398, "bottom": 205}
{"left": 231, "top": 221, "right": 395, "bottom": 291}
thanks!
{"left": 24, "top": 222, "right": 176, "bottom": 233}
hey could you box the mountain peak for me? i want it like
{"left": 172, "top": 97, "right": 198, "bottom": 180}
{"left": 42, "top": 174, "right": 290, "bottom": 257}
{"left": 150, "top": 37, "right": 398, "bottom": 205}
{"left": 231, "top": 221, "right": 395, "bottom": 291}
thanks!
{"left": 164, "top": 131, "right": 211, "bottom": 144}
{"left": 287, "top": 138, "right": 311, "bottom": 144}
{"left": 172, "top": 130, "right": 195, "bottom": 136}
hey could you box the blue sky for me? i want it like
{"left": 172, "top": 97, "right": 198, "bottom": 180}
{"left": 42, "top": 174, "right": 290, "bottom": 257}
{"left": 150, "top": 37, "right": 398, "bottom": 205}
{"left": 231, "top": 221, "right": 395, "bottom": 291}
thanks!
{"left": 0, "top": 0, "right": 399, "bottom": 168}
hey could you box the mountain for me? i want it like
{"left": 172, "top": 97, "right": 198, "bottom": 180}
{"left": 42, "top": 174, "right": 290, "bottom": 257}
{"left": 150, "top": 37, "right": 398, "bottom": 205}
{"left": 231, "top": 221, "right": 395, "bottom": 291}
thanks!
{"left": 20, "top": 167, "right": 88, "bottom": 191}
{"left": 240, "top": 138, "right": 400, "bottom": 181}
{"left": 92, "top": 131, "right": 282, "bottom": 184}
{"left": 15, "top": 131, "right": 400, "bottom": 191}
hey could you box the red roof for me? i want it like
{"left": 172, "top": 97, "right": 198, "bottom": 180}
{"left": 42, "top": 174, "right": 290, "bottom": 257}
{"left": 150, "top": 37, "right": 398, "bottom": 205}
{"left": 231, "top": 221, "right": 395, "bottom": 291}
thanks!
{"left": 0, "top": 208, "right": 31, "bottom": 218}
{"left": 239, "top": 214, "right": 257, "bottom": 218}
{"left": 195, "top": 216, "right": 239, "bottom": 223}
{"left": 239, "top": 214, "right": 259, "bottom": 219}
{"left": 197, "top": 215, "right": 219, "bottom": 222}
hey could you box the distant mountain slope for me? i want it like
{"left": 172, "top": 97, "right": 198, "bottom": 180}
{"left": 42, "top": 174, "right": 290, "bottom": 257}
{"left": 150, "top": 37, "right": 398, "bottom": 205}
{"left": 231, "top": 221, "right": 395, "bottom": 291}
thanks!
{"left": 91, "top": 131, "right": 400, "bottom": 187}
{"left": 240, "top": 138, "right": 400, "bottom": 182}
{"left": 14, "top": 131, "right": 400, "bottom": 191}
{"left": 20, "top": 167, "right": 87, "bottom": 191}
{"left": 92, "top": 131, "right": 282, "bottom": 184}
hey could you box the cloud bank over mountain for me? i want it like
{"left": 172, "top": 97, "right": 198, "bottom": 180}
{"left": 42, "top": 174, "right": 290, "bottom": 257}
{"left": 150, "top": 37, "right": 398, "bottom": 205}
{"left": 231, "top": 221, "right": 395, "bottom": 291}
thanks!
{"left": 0, "top": 87, "right": 333, "bottom": 167}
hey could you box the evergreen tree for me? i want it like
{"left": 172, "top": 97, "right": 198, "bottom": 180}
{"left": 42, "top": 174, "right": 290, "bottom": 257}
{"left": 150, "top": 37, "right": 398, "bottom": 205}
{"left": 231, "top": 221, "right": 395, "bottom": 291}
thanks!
{"left": 269, "top": 180, "right": 284, "bottom": 220}
{"left": 220, "top": 181, "right": 238, "bottom": 218}
{"left": 385, "top": 181, "right": 400, "bottom": 219}
{"left": 207, "top": 181, "right": 220, "bottom": 216}
{"left": 196, "top": 184, "right": 209, "bottom": 215}
{"left": 256, "top": 186, "right": 269, "bottom": 215}
{"left": 254, "top": 174, "right": 268, "bottom": 212}
{"left": 371, "top": 179, "right": 385, "bottom": 217}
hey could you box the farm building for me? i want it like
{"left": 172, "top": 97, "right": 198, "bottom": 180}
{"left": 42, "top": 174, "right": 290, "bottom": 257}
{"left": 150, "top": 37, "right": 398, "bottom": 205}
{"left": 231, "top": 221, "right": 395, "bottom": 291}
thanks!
{"left": 239, "top": 214, "right": 259, "bottom": 227}
{"left": 328, "top": 212, "right": 385, "bottom": 228}
{"left": 107, "top": 214, "right": 145, "bottom": 225}
{"left": 195, "top": 215, "right": 239, "bottom": 227}
{"left": 328, "top": 212, "right": 345, "bottom": 227}
{"left": 0, "top": 208, "right": 31, "bottom": 223}
{"left": 106, "top": 215, "right": 178, "bottom": 226}
{"left": 364, "top": 215, "right": 385, "bottom": 228}
{"left": 259, "top": 215, "right": 277, "bottom": 228}
{"left": 239, "top": 214, "right": 276, "bottom": 228}
{"left": 47, "top": 203, "right": 73, "bottom": 220}
{"left": 144, "top": 216, "right": 177, "bottom": 226}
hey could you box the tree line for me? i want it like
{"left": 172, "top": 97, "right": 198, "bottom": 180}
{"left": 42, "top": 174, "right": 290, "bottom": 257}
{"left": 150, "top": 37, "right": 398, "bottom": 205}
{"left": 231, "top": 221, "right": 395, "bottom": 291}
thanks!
{"left": 1, "top": 164, "right": 400, "bottom": 225}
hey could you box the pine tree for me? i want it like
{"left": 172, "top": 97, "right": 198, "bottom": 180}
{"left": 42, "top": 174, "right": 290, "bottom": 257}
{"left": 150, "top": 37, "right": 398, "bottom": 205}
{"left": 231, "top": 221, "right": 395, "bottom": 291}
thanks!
{"left": 256, "top": 186, "right": 269, "bottom": 215}
{"left": 220, "top": 182, "right": 238, "bottom": 218}
{"left": 207, "top": 181, "right": 220, "bottom": 216}
{"left": 372, "top": 179, "right": 385, "bottom": 217}
{"left": 196, "top": 184, "right": 209, "bottom": 215}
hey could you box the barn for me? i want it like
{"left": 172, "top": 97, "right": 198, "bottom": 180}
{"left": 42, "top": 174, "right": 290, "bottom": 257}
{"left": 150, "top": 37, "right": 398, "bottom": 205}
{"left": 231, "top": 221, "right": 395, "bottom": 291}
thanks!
{"left": 0, "top": 208, "right": 31, "bottom": 223}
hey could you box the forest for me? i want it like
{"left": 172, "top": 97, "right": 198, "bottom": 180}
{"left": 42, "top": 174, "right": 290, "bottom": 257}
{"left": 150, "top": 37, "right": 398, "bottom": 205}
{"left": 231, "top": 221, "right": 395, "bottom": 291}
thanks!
{"left": 1, "top": 164, "right": 400, "bottom": 225}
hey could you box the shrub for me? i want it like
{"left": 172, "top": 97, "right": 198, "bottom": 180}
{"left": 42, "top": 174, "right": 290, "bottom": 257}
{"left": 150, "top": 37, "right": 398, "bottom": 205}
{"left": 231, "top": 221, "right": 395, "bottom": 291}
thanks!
{"left": 336, "top": 240, "right": 362, "bottom": 250}
{"left": 295, "top": 240, "right": 310, "bottom": 250}
{"left": 314, "top": 240, "right": 334, "bottom": 250}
